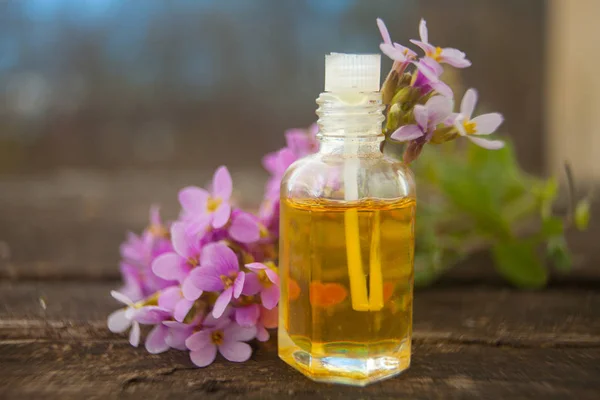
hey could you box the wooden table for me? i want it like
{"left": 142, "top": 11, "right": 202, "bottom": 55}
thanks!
{"left": 1, "top": 173, "right": 599, "bottom": 399}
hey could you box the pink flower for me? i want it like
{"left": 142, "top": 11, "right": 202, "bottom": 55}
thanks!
{"left": 376, "top": 18, "right": 417, "bottom": 63}
{"left": 185, "top": 317, "right": 257, "bottom": 367}
{"left": 119, "top": 207, "right": 174, "bottom": 298}
{"left": 413, "top": 57, "right": 453, "bottom": 98}
{"left": 228, "top": 210, "right": 261, "bottom": 244}
{"left": 258, "top": 193, "right": 280, "bottom": 237}
{"left": 284, "top": 124, "right": 319, "bottom": 158}
{"left": 391, "top": 95, "right": 453, "bottom": 143}
{"left": 187, "top": 243, "right": 246, "bottom": 318}
{"left": 107, "top": 291, "right": 170, "bottom": 347}
{"left": 411, "top": 19, "right": 471, "bottom": 68}
{"left": 118, "top": 262, "right": 144, "bottom": 303}
{"left": 152, "top": 222, "right": 205, "bottom": 314}
{"left": 244, "top": 263, "right": 280, "bottom": 310}
{"left": 256, "top": 306, "right": 278, "bottom": 342}
{"left": 233, "top": 299, "right": 261, "bottom": 327}
{"left": 179, "top": 166, "right": 233, "bottom": 230}
{"left": 145, "top": 324, "right": 170, "bottom": 354}
{"left": 454, "top": 88, "right": 504, "bottom": 150}
{"left": 157, "top": 285, "right": 196, "bottom": 323}
{"left": 162, "top": 320, "right": 195, "bottom": 350}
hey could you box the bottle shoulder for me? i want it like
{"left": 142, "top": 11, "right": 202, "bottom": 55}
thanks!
{"left": 281, "top": 153, "right": 416, "bottom": 202}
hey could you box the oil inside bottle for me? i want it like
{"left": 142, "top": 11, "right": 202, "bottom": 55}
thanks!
{"left": 278, "top": 196, "right": 415, "bottom": 385}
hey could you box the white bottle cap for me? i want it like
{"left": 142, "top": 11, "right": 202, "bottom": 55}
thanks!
{"left": 324, "top": 53, "right": 381, "bottom": 92}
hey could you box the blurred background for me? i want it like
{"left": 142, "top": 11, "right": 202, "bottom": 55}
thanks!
{"left": 0, "top": 0, "right": 552, "bottom": 177}
{"left": 0, "top": 0, "right": 598, "bottom": 277}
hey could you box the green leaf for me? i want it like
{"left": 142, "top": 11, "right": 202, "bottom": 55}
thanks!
{"left": 540, "top": 216, "right": 564, "bottom": 237}
{"left": 436, "top": 156, "right": 511, "bottom": 239}
{"left": 536, "top": 178, "right": 558, "bottom": 218}
{"left": 546, "top": 236, "right": 572, "bottom": 272}
{"left": 467, "top": 142, "right": 528, "bottom": 203}
{"left": 574, "top": 199, "right": 591, "bottom": 231}
{"left": 492, "top": 241, "right": 547, "bottom": 288}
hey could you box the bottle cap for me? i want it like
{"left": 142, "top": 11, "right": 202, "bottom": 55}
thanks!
{"left": 324, "top": 53, "right": 381, "bottom": 92}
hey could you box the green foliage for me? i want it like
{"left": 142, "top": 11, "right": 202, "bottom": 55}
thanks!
{"left": 410, "top": 140, "right": 588, "bottom": 288}
{"left": 492, "top": 240, "right": 547, "bottom": 288}
{"left": 575, "top": 199, "right": 591, "bottom": 231}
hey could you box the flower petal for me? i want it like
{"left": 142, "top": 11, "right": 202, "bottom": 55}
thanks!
{"left": 152, "top": 253, "right": 189, "bottom": 283}
{"left": 118, "top": 263, "right": 144, "bottom": 303}
{"left": 413, "top": 105, "right": 428, "bottom": 130}
{"left": 245, "top": 262, "right": 266, "bottom": 271}
{"left": 390, "top": 125, "right": 424, "bottom": 142}
{"left": 185, "top": 330, "right": 212, "bottom": 351}
{"left": 212, "top": 166, "right": 233, "bottom": 200}
{"left": 107, "top": 309, "right": 131, "bottom": 333}
{"left": 185, "top": 215, "right": 211, "bottom": 238}
{"left": 212, "top": 202, "right": 231, "bottom": 229}
{"left": 265, "top": 269, "right": 279, "bottom": 286}
{"left": 410, "top": 39, "right": 436, "bottom": 57}
{"left": 158, "top": 286, "right": 182, "bottom": 310}
{"left": 212, "top": 288, "right": 233, "bottom": 318}
{"left": 241, "top": 273, "right": 262, "bottom": 296}
{"left": 182, "top": 276, "right": 203, "bottom": 301}
{"left": 170, "top": 222, "right": 192, "bottom": 259}
{"left": 218, "top": 341, "right": 252, "bottom": 363}
{"left": 190, "top": 345, "right": 218, "bottom": 367}
{"left": 174, "top": 298, "right": 195, "bottom": 322}
{"left": 426, "top": 95, "right": 454, "bottom": 126}
{"left": 261, "top": 285, "right": 280, "bottom": 310}
{"left": 467, "top": 136, "right": 505, "bottom": 150}
{"left": 471, "top": 113, "right": 504, "bottom": 135}
{"left": 454, "top": 114, "right": 467, "bottom": 136}
{"left": 256, "top": 325, "right": 270, "bottom": 342}
{"left": 377, "top": 18, "right": 392, "bottom": 44}
{"left": 441, "top": 48, "right": 471, "bottom": 68}
{"left": 129, "top": 322, "right": 141, "bottom": 347}
{"left": 224, "top": 323, "right": 257, "bottom": 342}
{"left": 204, "top": 309, "right": 233, "bottom": 329}
{"left": 419, "top": 18, "right": 428, "bottom": 43}
{"left": 380, "top": 43, "right": 407, "bottom": 63}
{"left": 460, "top": 88, "right": 477, "bottom": 119}
{"left": 165, "top": 326, "right": 192, "bottom": 350}
{"left": 130, "top": 306, "right": 171, "bottom": 324}
{"left": 232, "top": 272, "right": 245, "bottom": 299}
{"left": 178, "top": 186, "right": 209, "bottom": 213}
{"left": 413, "top": 58, "right": 439, "bottom": 83}
{"left": 111, "top": 290, "right": 133, "bottom": 307}
{"left": 201, "top": 243, "right": 239, "bottom": 276}
{"left": 431, "top": 80, "right": 454, "bottom": 99}
{"left": 235, "top": 304, "right": 261, "bottom": 327}
{"left": 149, "top": 205, "right": 161, "bottom": 226}
{"left": 229, "top": 213, "right": 260, "bottom": 244}
{"left": 262, "top": 152, "right": 278, "bottom": 175}
{"left": 189, "top": 266, "right": 223, "bottom": 292}
{"left": 145, "top": 324, "right": 169, "bottom": 354}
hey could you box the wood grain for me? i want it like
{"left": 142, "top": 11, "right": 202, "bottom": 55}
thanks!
{"left": 1, "top": 281, "right": 599, "bottom": 399}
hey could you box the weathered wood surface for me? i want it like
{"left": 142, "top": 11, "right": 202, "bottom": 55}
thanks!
{"left": 1, "top": 281, "right": 599, "bottom": 399}
{"left": 1, "top": 173, "right": 599, "bottom": 399}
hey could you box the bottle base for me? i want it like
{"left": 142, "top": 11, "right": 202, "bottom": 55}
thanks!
{"left": 278, "top": 331, "right": 411, "bottom": 386}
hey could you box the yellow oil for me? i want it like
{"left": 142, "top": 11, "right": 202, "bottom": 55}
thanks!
{"left": 278, "top": 196, "right": 416, "bottom": 385}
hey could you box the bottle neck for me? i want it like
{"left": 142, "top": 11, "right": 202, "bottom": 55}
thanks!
{"left": 315, "top": 91, "right": 384, "bottom": 156}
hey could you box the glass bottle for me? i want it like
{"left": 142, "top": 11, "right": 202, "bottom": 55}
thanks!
{"left": 278, "top": 53, "right": 416, "bottom": 386}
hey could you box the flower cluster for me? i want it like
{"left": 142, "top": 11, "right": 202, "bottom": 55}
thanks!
{"left": 108, "top": 167, "right": 279, "bottom": 367}
{"left": 377, "top": 18, "right": 504, "bottom": 163}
